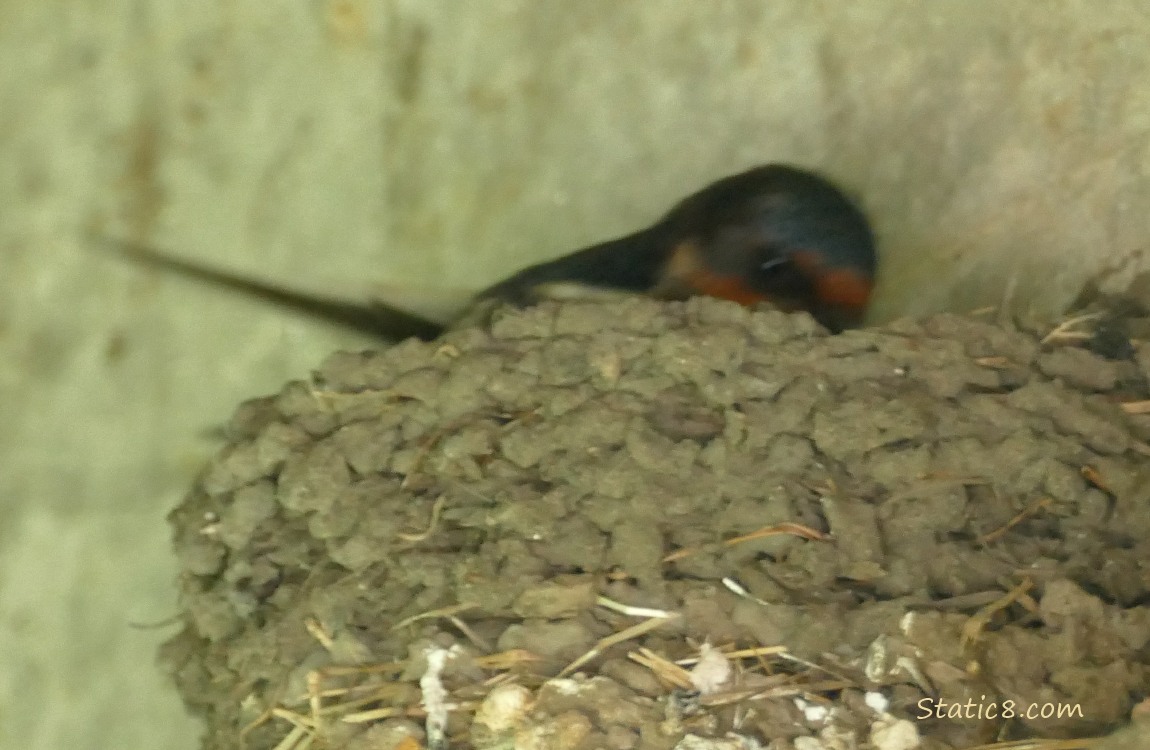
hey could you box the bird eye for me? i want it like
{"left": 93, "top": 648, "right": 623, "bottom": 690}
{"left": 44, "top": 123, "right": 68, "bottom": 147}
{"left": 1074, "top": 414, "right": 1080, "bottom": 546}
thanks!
{"left": 759, "top": 257, "right": 789, "bottom": 273}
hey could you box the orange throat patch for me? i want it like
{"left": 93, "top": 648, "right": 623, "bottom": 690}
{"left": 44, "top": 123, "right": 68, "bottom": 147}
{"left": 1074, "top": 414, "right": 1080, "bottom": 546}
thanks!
{"left": 660, "top": 241, "right": 873, "bottom": 318}
{"left": 790, "top": 250, "right": 873, "bottom": 314}
{"left": 662, "top": 241, "right": 771, "bottom": 307}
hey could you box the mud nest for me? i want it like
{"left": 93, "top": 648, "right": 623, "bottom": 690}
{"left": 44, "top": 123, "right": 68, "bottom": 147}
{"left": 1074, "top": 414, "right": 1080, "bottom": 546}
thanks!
{"left": 161, "top": 297, "right": 1150, "bottom": 750}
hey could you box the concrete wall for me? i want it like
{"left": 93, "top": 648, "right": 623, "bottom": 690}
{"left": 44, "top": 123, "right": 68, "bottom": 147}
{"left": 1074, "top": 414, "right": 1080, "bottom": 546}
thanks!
{"left": 2, "top": 2, "right": 1148, "bottom": 748}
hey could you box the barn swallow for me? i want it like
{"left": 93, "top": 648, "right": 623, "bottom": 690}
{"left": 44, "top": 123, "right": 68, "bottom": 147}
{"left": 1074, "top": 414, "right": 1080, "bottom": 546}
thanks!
{"left": 97, "top": 163, "right": 877, "bottom": 339}
{"left": 482, "top": 164, "right": 877, "bottom": 332}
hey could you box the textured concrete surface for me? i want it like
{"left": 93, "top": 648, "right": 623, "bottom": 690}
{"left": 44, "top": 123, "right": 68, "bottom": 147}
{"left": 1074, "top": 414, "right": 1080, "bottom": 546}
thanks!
{"left": 2, "top": 2, "right": 1149, "bottom": 748}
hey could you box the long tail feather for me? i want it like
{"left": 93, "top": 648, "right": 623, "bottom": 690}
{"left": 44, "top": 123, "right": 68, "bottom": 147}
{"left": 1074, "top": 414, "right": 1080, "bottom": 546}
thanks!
{"left": 94, "top": 236, "right": 449, "bottom": 342}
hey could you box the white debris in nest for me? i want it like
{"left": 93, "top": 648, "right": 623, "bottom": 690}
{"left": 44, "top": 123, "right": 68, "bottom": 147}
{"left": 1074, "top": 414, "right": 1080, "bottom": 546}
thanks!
{"left": 864, "top": 634, "right": 890, "bottom": 682}
{"left": 544, "top": 677, "right": 582, "bottom": 695}
{"left": 792, "top": 739, "right": 822, "bottom": 750}
{"left": 689, "top": 643, "right": 733, "bottom": 694}
{"left": 673, "top": 732, "right": 762, "bottom": 750}
{"left": 473, "top": 683, "right": 532, "bottom": 733}
{"left": 420, "top": 644, "right": 461, "bottom": 750}
{"left": 864, "top": 691, "right": 890, "bottom": 714}
{"left": 816, "top": 725, "right": 857, "bottom": 750}
{"left": 899, "top": 611, "right": 916, "bottom": 634}
{"left": 869, "top": 714, "right": 920, "bottom": 750}
{"left": 793, "top": 697, "right": 829, "bottom": 724}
